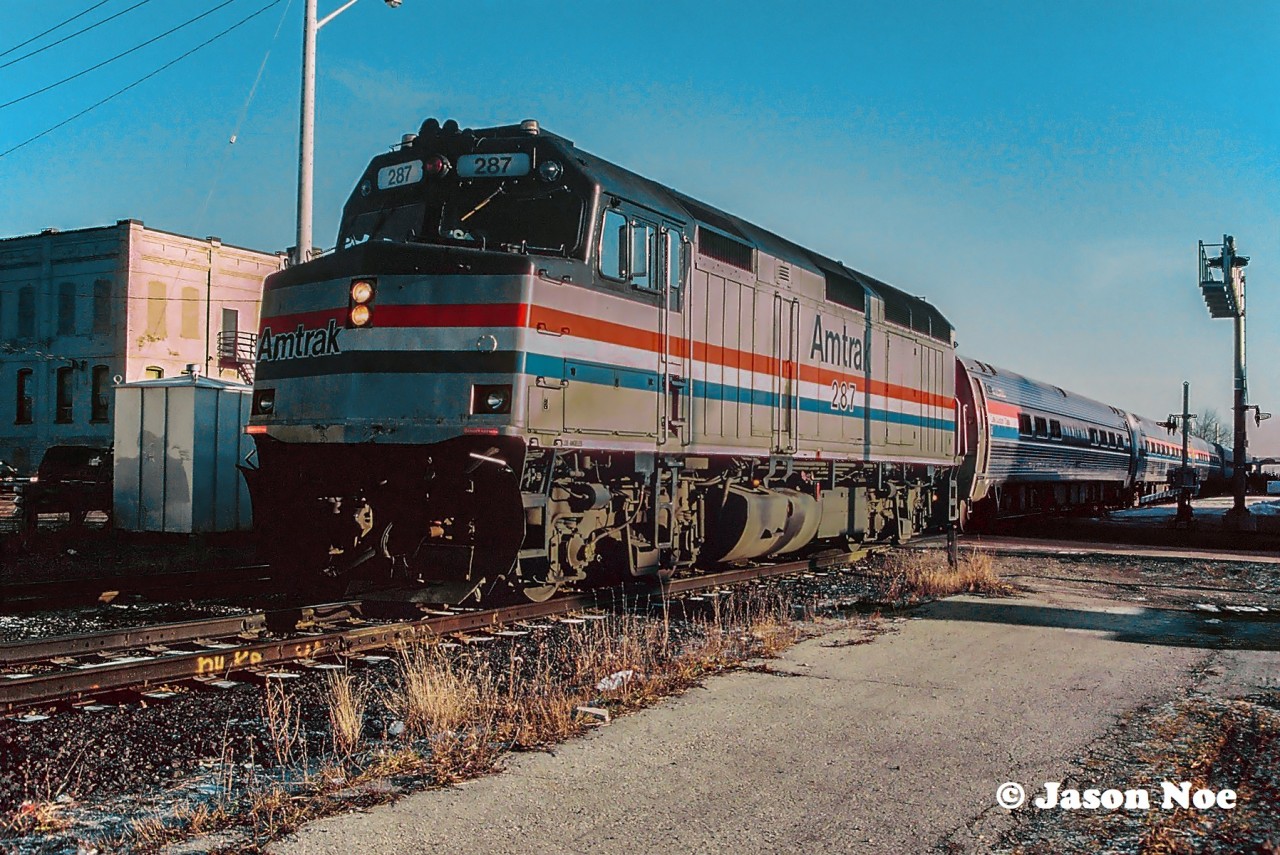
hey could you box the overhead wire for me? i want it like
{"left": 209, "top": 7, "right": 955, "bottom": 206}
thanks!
{"left": 0, "top": 0, "right": 286, "bottom": 161}
{"left": 0, "top": 0, "right": 118, "bottom": 62}
{"left": 0, "top": 0, "right": 242, "bottom": 110}
{"left": 0, "top": 0, "right": 160, "bottom": 70}
{"left": 193, "top": 0, "right": 296, "bottom": 230}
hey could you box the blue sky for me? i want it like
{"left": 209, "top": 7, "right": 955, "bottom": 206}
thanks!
{"left": 2, "top": 0, "right": 1277, "bottom": 455}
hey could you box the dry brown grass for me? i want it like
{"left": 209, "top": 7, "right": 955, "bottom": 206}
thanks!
{"left": 2, "top": 799, "right": 71, "bottom": 835}
{"left": 876, "top": 547, "right": 1011, "bottom": 601}
{"left": 244, "top": 784, "right": 312, "bottom": 838}
{"left": 324, "top": 670, "right": 367, "bottom": 757}
{"left": 262, "top": 679, "right": 303, "bottom": 769}
{"left": 172, "top": 800, "right": 229, "bottom": 836}
{"left": 387, "top": 643, "right": 483, "bottom": 738}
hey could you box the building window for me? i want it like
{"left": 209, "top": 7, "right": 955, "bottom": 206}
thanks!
{"left": 17, "top": 286, "right": 35, "bottom": 338}
{"left": 15, "top": 369, "right": 33, "bottom": 425}
{"left": 55, "top": 367, "right": 73, "bottom": 423}
{"left": 93, "top": 280, "right": 112, "bottom": 334}
{"left": 91, "top": 365, "right": 110, "bottom": 423}
{"left": 146, "top": 281, "right": 167, "bottom": 338}
{"left": 180, "top": 287, "right": 200, "bottom": 339}
{"left": 145, "top": 366, "right": 164, "bottom": 379}
{"left": 57, "top": 282, "right": 75, "bottom": 335}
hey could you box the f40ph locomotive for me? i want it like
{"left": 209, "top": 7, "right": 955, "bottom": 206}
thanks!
{"left": 242, "top": 119, "right": 958, "bottom": 602}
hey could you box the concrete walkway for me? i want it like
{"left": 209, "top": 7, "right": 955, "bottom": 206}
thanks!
{"left": 270, "top": 589, "right": 1277, "bottom": 855}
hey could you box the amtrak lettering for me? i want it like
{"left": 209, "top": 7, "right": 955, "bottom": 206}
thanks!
{"left": 257, "top": 319, "right": 342, "bottom": 362}
{"left": 810, "top": 314, "right": 865, "bottom": 371}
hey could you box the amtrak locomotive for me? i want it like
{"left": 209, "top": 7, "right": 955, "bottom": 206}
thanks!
{"left": 243, "top": 118, "right": 956, "bottom": 602}
{"left": 241, "top": 118, "right": 1222, "bottom": 603}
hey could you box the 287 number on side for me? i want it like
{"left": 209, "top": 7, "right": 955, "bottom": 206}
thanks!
{"left": 830, "top": 381, "right": 857, "bottom": 412}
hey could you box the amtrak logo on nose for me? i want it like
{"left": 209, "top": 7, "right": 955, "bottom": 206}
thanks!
{"left": 257, "top": 319, "right": 342, "bottom": 362}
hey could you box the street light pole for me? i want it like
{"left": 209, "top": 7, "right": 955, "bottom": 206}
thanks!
{"left": 295, "top": 0, "right": 397, "bottom": 266}
{"left": 295, "top": 0, "right": 317, "bottom": 266}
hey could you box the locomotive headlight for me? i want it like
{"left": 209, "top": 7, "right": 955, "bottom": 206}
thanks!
{"left": 471, "top": 384, "right": 512, "bottom": 415}
{"left": 537, "top": 160, "right": 563, "bottom": 182}
{"left": 252, "top": 388, "right": 275, "bottom": 416}
{"left": 348, "top": 278, "right": 376, "bottom": 327}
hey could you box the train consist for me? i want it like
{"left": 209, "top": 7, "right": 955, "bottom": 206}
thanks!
{"left": 240, "top": 118, "right": 1225, "bottom": 603}
{"left": 955, "top": 358, "right": 1222, "bottom": 529}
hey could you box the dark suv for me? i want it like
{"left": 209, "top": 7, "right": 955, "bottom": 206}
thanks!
{"left": 20, "top": 446, "right": 113, "bottom": 530}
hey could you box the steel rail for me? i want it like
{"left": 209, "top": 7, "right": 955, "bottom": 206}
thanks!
{"left": 0, "top": 600, "right": 364, "bottom": 666}
{"left": 0, "top": 551, "right": 873, "bottom": 713}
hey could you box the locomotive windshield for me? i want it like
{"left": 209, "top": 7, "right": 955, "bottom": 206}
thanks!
{"left": 338, "top": 163, "right": 585, "bottom": 256}
{"left": 437, "top": 180, "right": 581, "bottom": 254}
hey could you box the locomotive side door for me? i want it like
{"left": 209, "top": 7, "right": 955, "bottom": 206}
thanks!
{"left": 658, "top": 222, "right": 691, "bottom": 447}
{"left": 773, "top": 292, "right": 800, "bottom": 453}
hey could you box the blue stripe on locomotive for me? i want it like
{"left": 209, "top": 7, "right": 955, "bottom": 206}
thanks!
{"left": 522, "top": 352, "right": 955, "bottom": 434}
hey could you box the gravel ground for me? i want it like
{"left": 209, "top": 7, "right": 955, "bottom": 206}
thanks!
{"left": 989, "top": 691, "right": 1280, "bottom": 854}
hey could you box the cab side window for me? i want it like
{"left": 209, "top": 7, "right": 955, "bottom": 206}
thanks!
{"left": 600, "top": 209, "right": 627, "bottom": 280}
{"left": 597, "top": 205, "right": 684, "bottom": 304}
{"left": 630, "top": 221, "right": 655, "bottom": 291}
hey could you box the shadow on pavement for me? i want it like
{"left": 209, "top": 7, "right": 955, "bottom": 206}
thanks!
{"left": 918, "top": 597, "right": 1280, "bottom": 651}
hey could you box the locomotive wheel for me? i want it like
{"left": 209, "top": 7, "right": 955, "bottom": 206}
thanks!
{"left": 513, "top": 556, "right": 564, "bottom": 603}
{"left": 521, "top": 580, "right": 562, "bottom": 602}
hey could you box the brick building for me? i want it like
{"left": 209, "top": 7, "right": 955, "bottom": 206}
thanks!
{"left": 0, "top": 220, "right": 282, "bottom": 472}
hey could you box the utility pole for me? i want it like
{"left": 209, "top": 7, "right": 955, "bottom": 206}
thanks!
{"left": 295, "top": 0, "right": 403, "bottom": 266}
{"left": 1198, "top": 234, "right": 1257, "bottom": 531}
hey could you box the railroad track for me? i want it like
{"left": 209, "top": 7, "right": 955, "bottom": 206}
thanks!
{"left": 0, "top": 550, "right": 868, "bottom": 714}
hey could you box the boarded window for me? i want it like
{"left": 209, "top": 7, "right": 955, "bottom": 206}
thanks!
{"left": 92, "top": 280, "right": 112, "bottom": 334}
{"left": 91, "top": 365, "right": 110, "bottom": 422}
{"left": 17, "top": 286, "right": 34, "bottom": 338}
{"left": 180, "top": 287, "right": 200, "bottom": 339}
{"left": 146, "top": 282, "right": 167, "bottom": 338}
{"left": 57, "top": 282, "right": 75, "bottom": 335}
{"left": 55, "top": 367, "right": 73, "bottom": 423}
{"left": 15, "top": 369, "right": 32, "bottom": 424}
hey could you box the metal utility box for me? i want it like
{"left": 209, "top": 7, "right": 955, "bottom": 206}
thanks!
{"left": 113, "top": 373, "right": 253, "bottom": 533}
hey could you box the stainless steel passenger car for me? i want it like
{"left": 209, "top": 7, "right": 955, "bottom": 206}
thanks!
{"left": 956, "top": 358, "right": 1132, "bottom": 525}
{"left": 956, "top": 357, "right": 1228, "bottom": 527}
